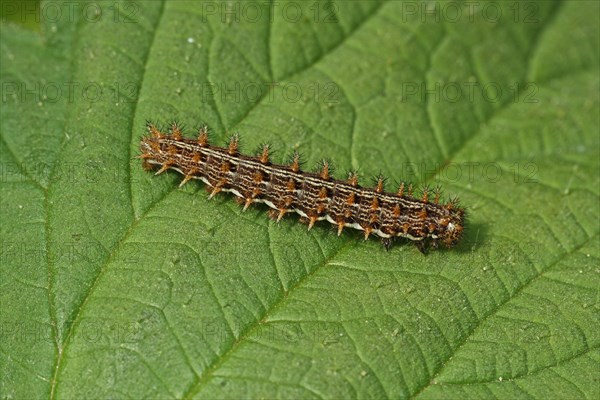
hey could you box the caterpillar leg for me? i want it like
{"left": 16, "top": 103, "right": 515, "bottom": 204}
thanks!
{"left": 381, "top": 237, "right": 394, "bottom": 251}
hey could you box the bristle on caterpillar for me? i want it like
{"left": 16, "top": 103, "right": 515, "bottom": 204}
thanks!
{"left": 139, "top": 123, "right": 465, "bottom": 252}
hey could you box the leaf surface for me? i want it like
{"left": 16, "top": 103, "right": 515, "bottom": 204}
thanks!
{"left": 1, "top": 1, "right": 598, "bottom": 398}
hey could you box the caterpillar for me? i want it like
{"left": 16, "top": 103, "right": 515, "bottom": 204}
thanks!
{"left": 139, "top": 122, "right": 465, "bottom": 252}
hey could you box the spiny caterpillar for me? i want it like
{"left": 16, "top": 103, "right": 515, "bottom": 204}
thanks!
{"left": 139, "top": 122, "right": 465, "bottom": 252}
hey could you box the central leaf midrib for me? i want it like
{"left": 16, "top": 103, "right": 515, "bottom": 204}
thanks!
{"left": 47, "top": 1, "right": 168, "bottom": 398}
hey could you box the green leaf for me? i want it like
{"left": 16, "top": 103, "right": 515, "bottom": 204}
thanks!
{"left": 1, "top": 1, "right": 598, "bottom": 398}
